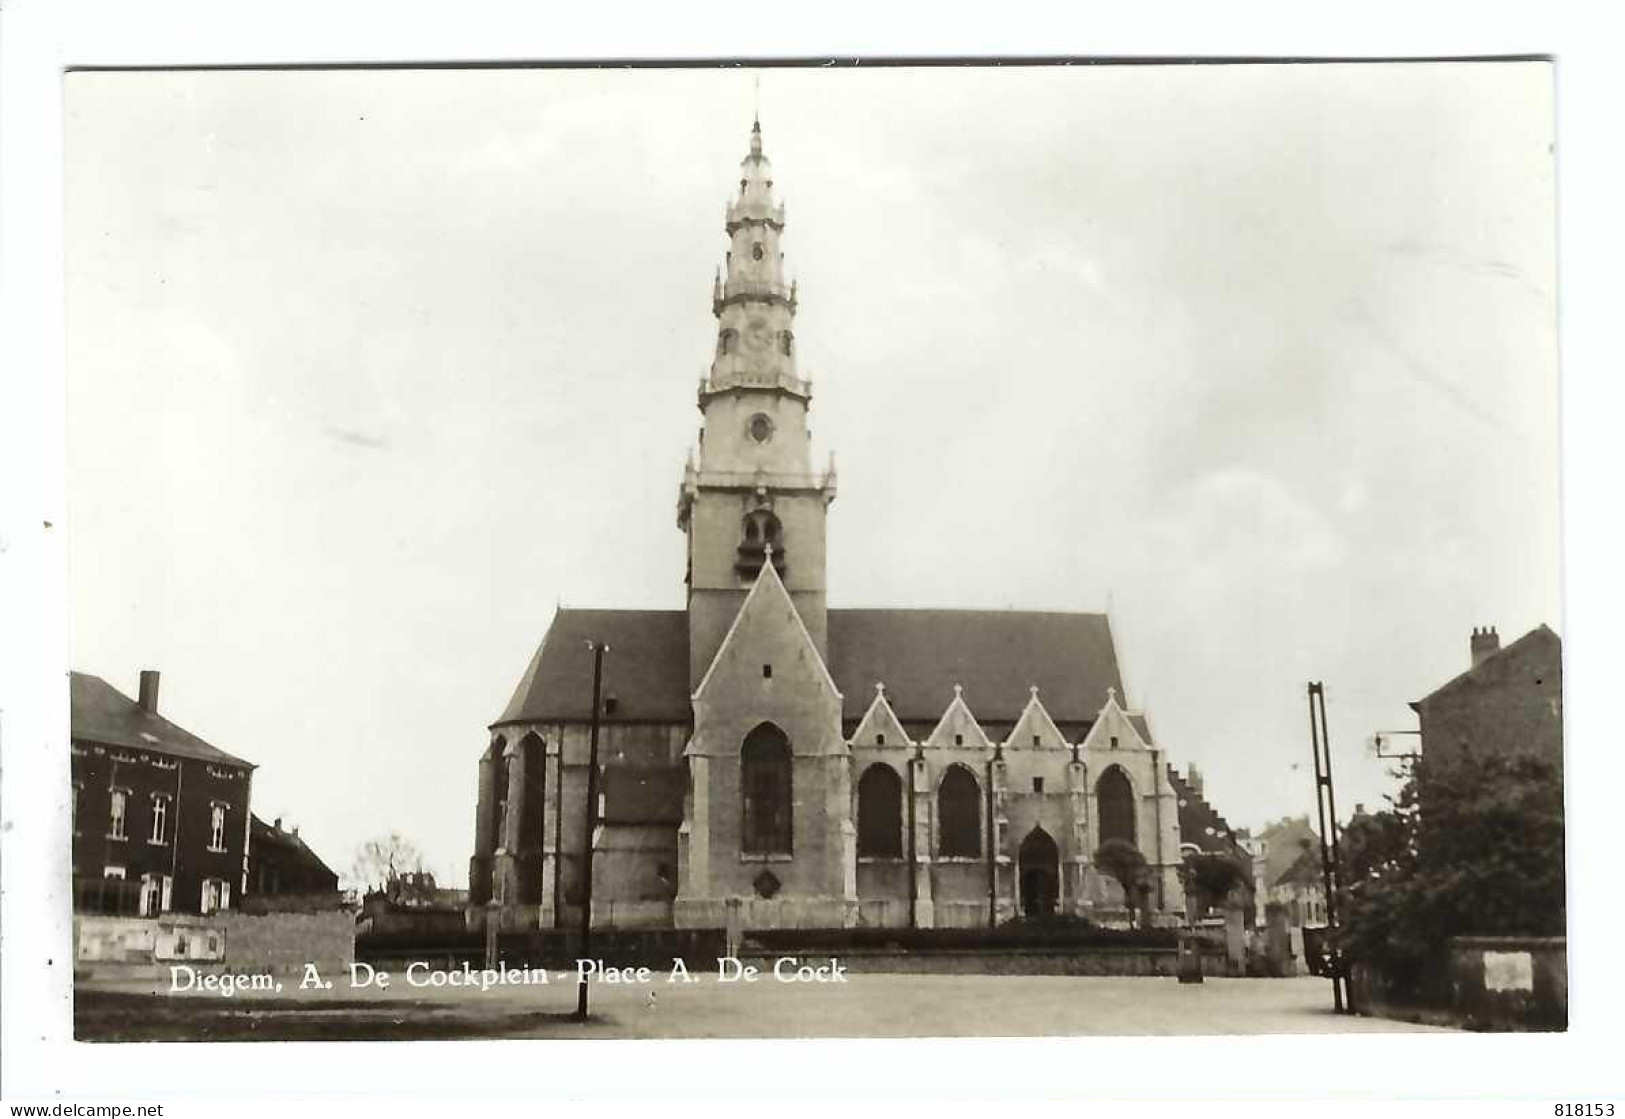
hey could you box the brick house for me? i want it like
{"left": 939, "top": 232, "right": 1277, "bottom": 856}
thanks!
{"left": 246, "top": 815, "right": 340, "bottom": 900}
{"left": 70, "top": 670, "right": 252, "bottom": 916}
{"left": 1410, "top": 624, "right": 1563, "bottom": 770}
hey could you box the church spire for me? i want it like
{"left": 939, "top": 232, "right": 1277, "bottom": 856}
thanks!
{"left": 705, "top": 117, "right": 802, "bottom": 400}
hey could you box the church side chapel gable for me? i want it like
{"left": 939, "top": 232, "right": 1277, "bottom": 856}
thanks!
{"left": 922, "top": 686, "right": 995, "bottom": 753}
{"left": 848, "top": 683, "right": 913, "bottom": 752}
{"left": 1003, "top": 686, "right": 1071, "bottom": 753}
{"left": 1077, "top": 688, "right": 1152, "bottom": 755}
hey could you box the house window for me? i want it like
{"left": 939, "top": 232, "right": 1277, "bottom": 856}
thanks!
{"left": 740, "top": 723, "right": 792, "bottom": 856}
{"left": 149, "top": 794, "right": 170, "bottom": 844}
{"left": 937, "top": 765, "right": 981, "bottom": 857}
{"left": 139, "top": 873, "right": 173, "bottom": 916}
{"left": 201, "top": 877, "right": 231, "bottom": 914}
{"left": 762, "top": 663, "right": 773, "bottom": 679}
{"left": 108, "top": 789, "right": 128, "bottom": 840}
{"left": 857, "top": 764, "right": 903, "bottom": 858}
{"left": 103, "top": 866, "right": 126, "bottom": 880}
{"left": 208, "top": 803, "right": 228, "bottom": 851}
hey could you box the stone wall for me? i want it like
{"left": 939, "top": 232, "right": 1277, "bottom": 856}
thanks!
{"left": 75, "top": 908, "right": 354, "bottom": 978}
{"left": 1350, "top": 936, "right": 1566, "bottom": 1031}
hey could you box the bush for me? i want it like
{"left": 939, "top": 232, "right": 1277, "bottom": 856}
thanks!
{"left": 1337, "top": 749, "right": 1565, "bottom": 983}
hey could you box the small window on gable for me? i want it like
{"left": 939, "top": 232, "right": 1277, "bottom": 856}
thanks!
{"left": 954, "top": 733, "right": 964, "bottom": 746}
{"left": 1033, "top": 734, "right": 1041, "bottom": 747}
{"left": 1110, "top": 735, "right": 1119, "bottom": 750}
{"left": 876, "top": 733, "right": 885, "bottom": 746}
{"left": 1033, "top": 777, "right": 1045, "bottom": 794}
{"left": 762, "top": 664, "right": 773, "bottom": 679}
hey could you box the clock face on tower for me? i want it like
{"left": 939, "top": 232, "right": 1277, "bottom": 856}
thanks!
{"left": 742, "top": 315, "right": 772, "bottom": 354}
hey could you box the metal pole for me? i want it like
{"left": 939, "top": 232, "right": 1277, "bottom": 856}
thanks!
{"left": 573, "top": 641, "right": 607, "bottom": 1021}
{"left": 1315, "top": 685, "right": 1349, "bottom": 1012}
{"left": 1307, "top": 682, "right": 1346, "bottom": 1013}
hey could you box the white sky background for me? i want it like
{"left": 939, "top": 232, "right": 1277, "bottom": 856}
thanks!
{"left": 66, "top": 63, "right": 1559, "bottom": 885}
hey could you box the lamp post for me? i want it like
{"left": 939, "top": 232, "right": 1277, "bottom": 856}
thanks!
{"left": 573, "top": 640, "right": 609, "bottom": 1022}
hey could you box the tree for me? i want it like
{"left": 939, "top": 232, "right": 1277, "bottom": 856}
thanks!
{"left": 349, "top": 832, "right": 432, "bottom": 902}
{"left": 1181, "top": 850, "right": 1252, "bottom": 920}
{"left": 1337, "top": 748, "right": 1565, "bottom": 983}
{"left": 1094, "top": 839, "right": 1154, "bottom": 928}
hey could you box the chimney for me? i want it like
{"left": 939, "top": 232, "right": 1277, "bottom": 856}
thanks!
{"left": 1186, "top": 764, "right": 1203, "bottom": 796}
{"left": 138, "top": 670, "right": 161, "bottom": 714}
{"left": 1470, "top": 626, "right": 1501, "bottom": 668}
{"left": 274, "top": 816, "right": 283, "bottom": 831}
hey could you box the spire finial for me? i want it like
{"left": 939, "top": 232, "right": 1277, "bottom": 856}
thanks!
{"left": 1107, "top": 686, "right": 1118, "bottom": 704}
{"left": 875, "top": 682, "right": 886, "bottom": 697}
{"left": 953, "top": 683, "right": 963, "bottom": 699}
{"left": 1029, "top": 684, "right": 1040, "bottom": 699}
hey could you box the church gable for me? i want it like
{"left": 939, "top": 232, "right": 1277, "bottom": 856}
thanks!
{"left": 1078, "top": 689, "right": 1150, "bottom": 753}
{"left": 850, "top": 684, "right": 912, "bottom": 749}
{"left": 923, "top": 686, "right": 994, "bottom": 752}
{"left": 692, "top": 552, "right": 841, "bottom": 711}
{"left": 1004, "top": 686, "right": 1069, "bottom": 751}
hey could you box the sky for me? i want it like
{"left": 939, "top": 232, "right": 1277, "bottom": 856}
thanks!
{"left": 65, "top": 63, "right": 1560, "bottom": 886}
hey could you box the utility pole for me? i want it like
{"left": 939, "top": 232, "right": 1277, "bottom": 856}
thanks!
{"left": 573, "top": 640, "right": 608, "bottom": 1022}
{"left": 986, "top": 746, "right": 1000, "bottom": 929}
{"left": 1307, "top": 681, "right": 1349, "bottom": 1013}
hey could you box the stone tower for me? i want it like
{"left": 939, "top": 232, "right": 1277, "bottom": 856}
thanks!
{"left": 674, "top": 118, "right": 854, "bottom": 930}
{"left": 677, "top": 117, "right": 837, "bottom": 691}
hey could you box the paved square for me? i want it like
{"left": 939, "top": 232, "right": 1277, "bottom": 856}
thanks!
{"left": 76, "top": 972, "right": 1454, "bottom": 1041}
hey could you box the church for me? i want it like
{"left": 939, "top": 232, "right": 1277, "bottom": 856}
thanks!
{"left": 467, "top": 118, "right": 1238, "bottom": 933}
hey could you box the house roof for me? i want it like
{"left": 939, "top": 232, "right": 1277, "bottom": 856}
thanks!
{"left": 1258, "top": 816, "right": 1319, "bottom": 887}
{"left": 1168, "top": 767, "right": 1247, "bottom": 860}
{"left": 495, "top": 607, "right": 1127, "bottom": 730}
{"left": 250, "top": 814, "right": 339, "bottom": 882}
{"left": 1411, "top": 624, "right": 1561, "bottom": 710}
{"left": 1274, "top": 844, "right": 1323, "bottom": 890}
{"left": 69, "top": 672, "right": 253, "bottom": 768}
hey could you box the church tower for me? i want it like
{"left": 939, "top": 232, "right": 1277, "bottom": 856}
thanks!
{"left": 677, "top": 118, "right": 836, "bottom": 690}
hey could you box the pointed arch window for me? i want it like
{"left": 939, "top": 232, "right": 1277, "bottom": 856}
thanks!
{"left": 1097, "top": 765, "right": 1136, "bottom": 847}
{"left": 937, "top": 765, "right": 981, "bottom": 857}
{"left": 741, "top": 723, "right": 792, "bottom": 856}
{"left": 857, "top": 763, "right": 903, "bottom": 858}
{"left": 490, "top": 737, "right": 510, "bottom": 848}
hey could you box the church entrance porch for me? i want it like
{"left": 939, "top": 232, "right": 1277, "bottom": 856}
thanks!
{"left": 1018, "top": 828, "right": 1060, "bottom": 919}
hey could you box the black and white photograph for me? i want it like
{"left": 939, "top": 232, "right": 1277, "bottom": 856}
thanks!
{"left": 52, "top": 60, "right": 1566, "bottom": 1042}
{"left": 4, "top": 8, "right": 1622, "bottom": 1108}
